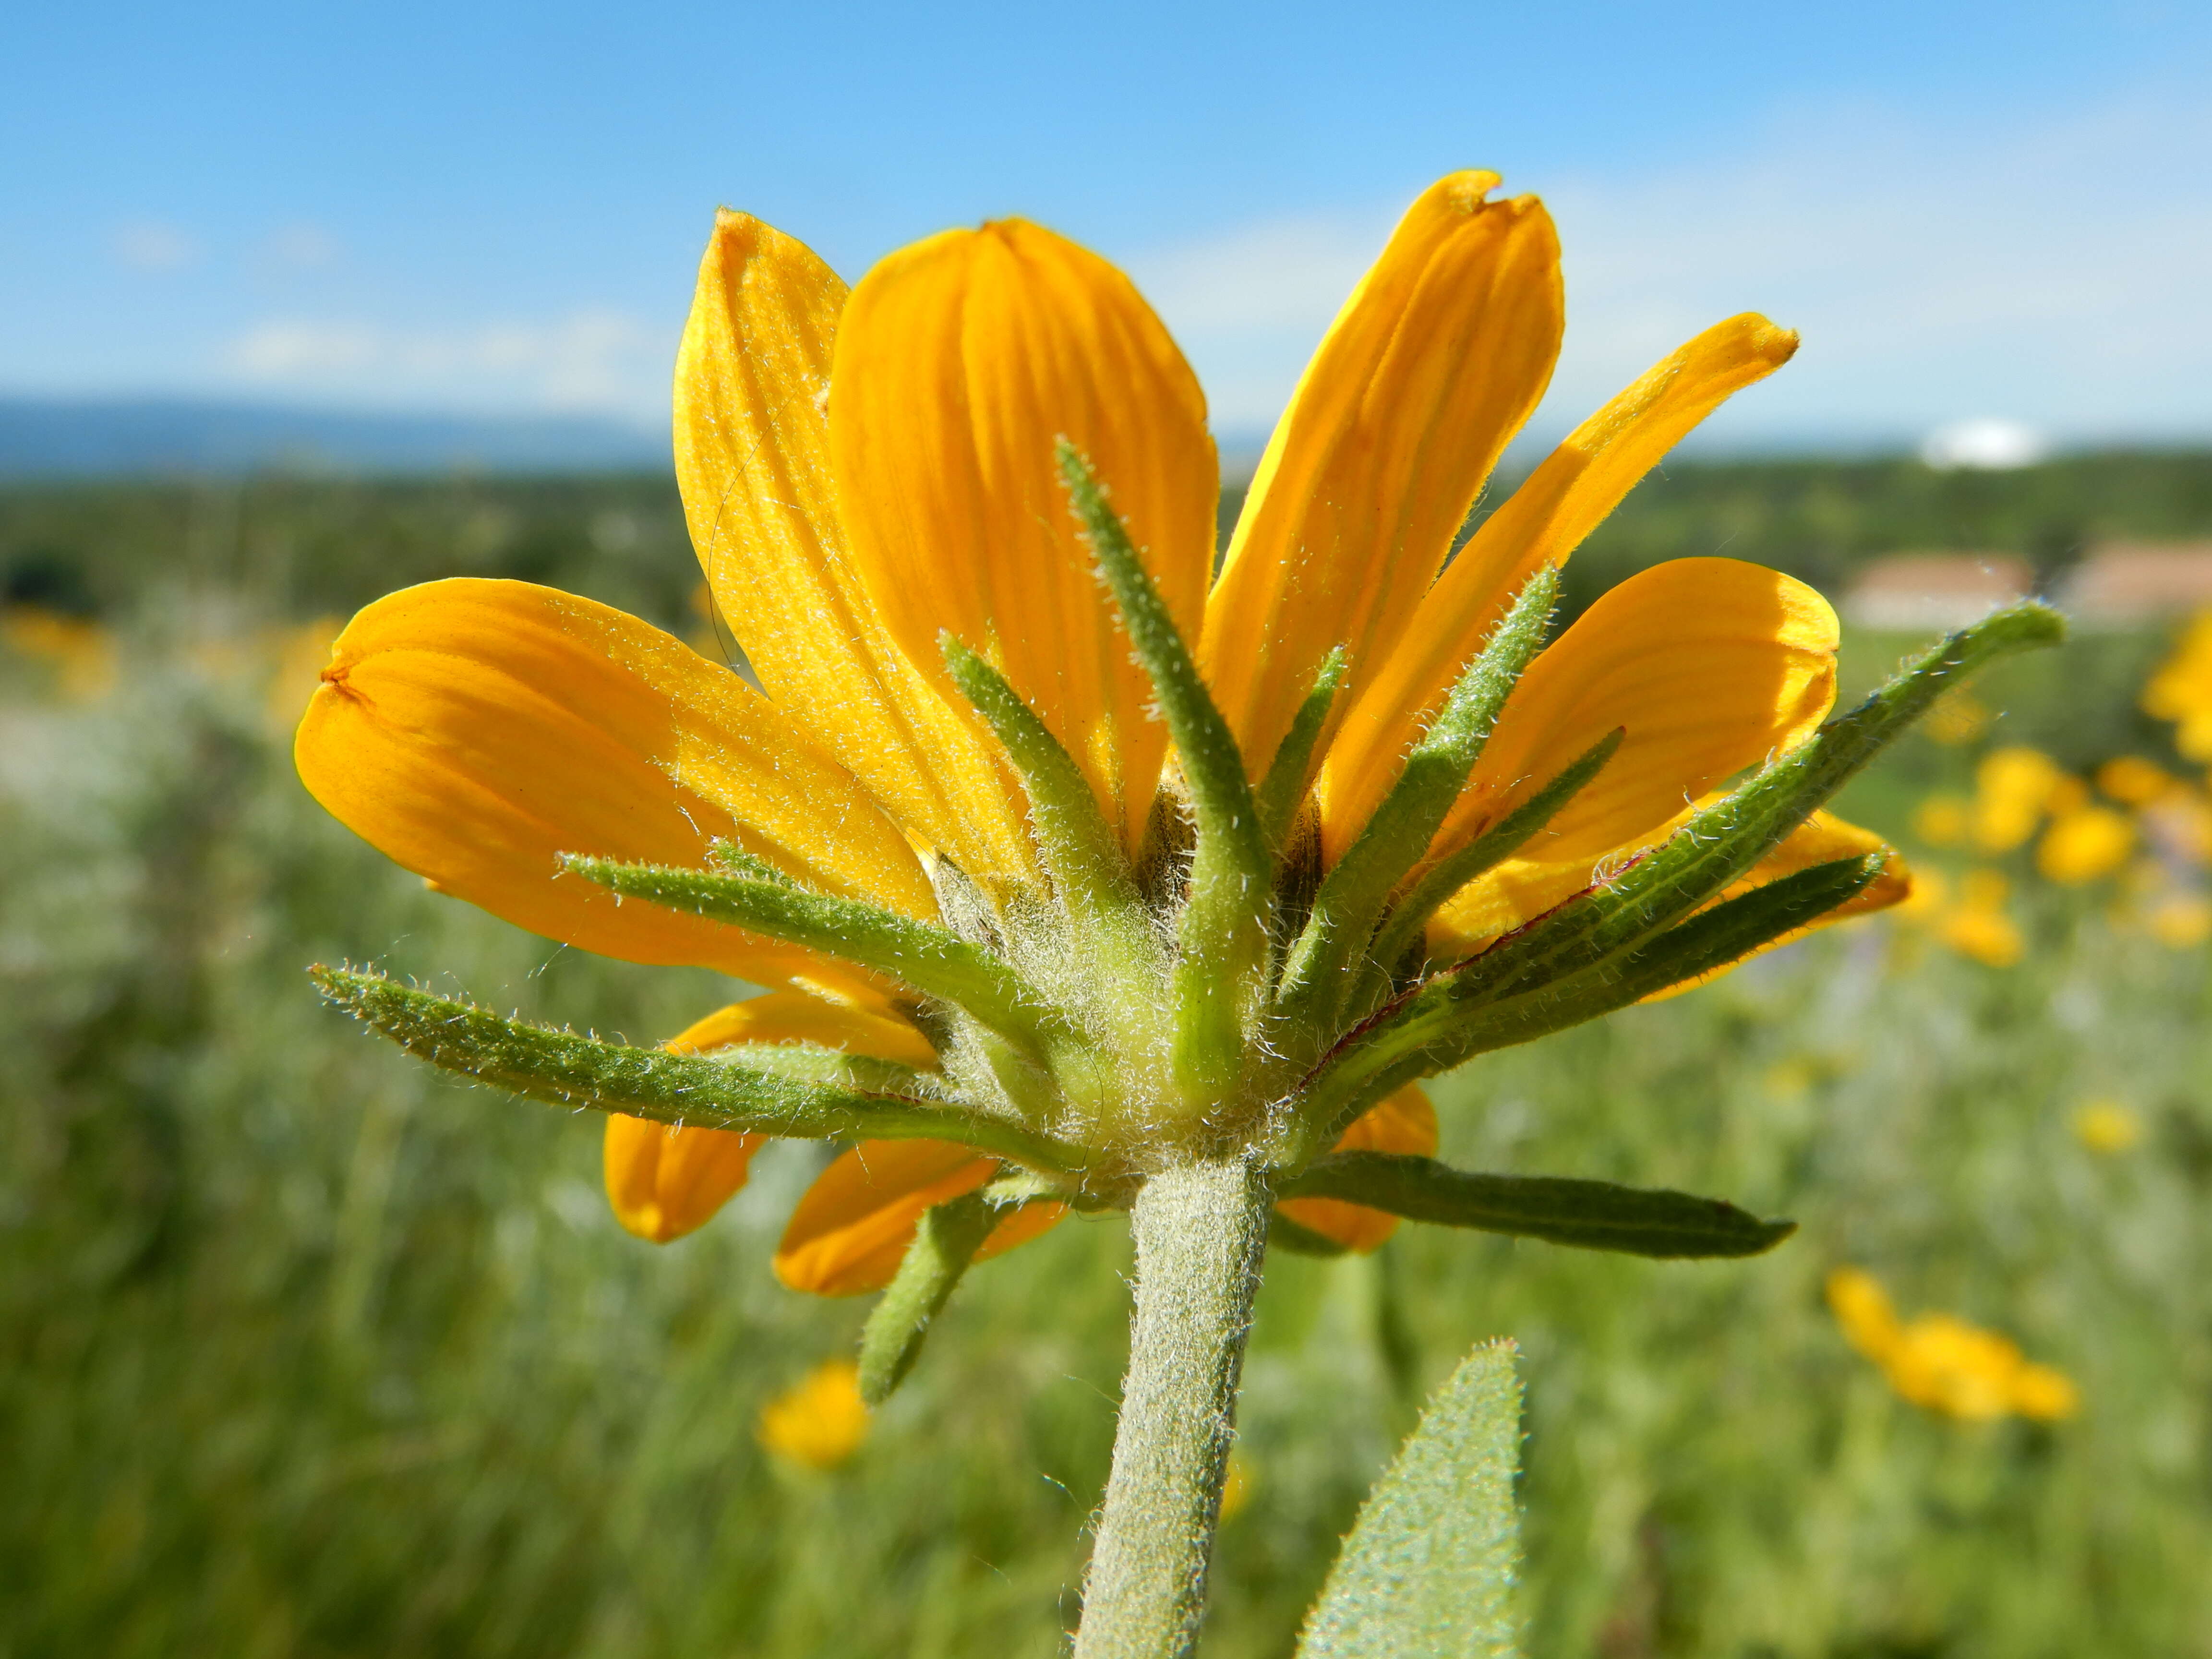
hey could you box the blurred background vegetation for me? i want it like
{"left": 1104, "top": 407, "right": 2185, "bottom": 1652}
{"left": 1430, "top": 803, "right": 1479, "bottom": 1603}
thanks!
{"left": 5, "top": 452, "right": 2212, "bottom": 1657}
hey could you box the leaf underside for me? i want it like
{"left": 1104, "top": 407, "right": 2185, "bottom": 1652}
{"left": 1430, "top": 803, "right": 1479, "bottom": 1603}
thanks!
{"left": 1296, "top": 1339, "right": 1524, "bottom": 1659}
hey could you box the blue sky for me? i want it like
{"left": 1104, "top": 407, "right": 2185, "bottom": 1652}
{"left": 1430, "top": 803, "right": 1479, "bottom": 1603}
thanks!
{"left": 6, "top": 0, "right": 2210, "bottom": 450}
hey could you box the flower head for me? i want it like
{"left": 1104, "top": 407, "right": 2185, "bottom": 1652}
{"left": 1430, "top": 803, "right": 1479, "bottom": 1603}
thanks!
{"left": 758, "top": 1359, "right": 871, "bottom": 1469}
{"left": 295, "top": 173, "right": 2056, "bottom": 1389}
{"left": 1826, "top": 1268, "right": 2078, "bottom": 1423}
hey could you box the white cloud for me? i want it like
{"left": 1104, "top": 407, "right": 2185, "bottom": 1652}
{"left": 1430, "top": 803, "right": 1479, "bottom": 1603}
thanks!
{"left": 113, "top": 220, "right": 197, "bottom": 272}
{"left": 261, "top": 223, "right": 341, "bottom": 270}
{"left": 1126, "top": 92, "right": 2212, "bottom": 450}
{"left": 222, "top": 309, "right": 665, "bottom": 417}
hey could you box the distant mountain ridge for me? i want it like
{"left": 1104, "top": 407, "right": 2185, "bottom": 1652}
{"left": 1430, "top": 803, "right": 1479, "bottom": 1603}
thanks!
{"left": 0, "top": 397, "right": 669, "bottom": 478}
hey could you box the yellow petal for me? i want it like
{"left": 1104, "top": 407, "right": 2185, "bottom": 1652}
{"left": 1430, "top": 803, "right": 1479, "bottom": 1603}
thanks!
{"left": 675, "top": 212, "right": 1037, "bottom": 890}
{"left": 1373, "top": 557, "right": 1838, "bottom": 872}
{"left": 830, "top": 218, "right": 1218, "bottom": 851}
{"left": 605, "top": 983, "right": 941, "bottom": 1245}
{"left": 773, "top": 1136, "right": 1069, "bottom": 1296}
{"left": 603, "top": 1115, "right": 761, "bottom": 1245}
{"left": 1275, "top": 1083, "right": 1438, "bottom": 1252}
{"left": 1203, "top": 174, "right": 1563, "bottom": 777}
{"left": 774, "top": 1141, "right": 997, "bottom": 1296}
{"left": 1329, "top": 315, "right": 1799, "bottom": 828}
{"left": 662, "top": 986, "right": 941, "bottom": 1073}
{"left": 295, "top": 578, "right": 937, "bottom": 980}
{"left": 974, "top": 1198, "right": 1070, "bottom": 1263}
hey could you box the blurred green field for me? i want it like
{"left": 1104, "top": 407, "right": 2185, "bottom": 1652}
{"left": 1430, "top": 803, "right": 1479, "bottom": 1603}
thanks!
{"left": 5, "top": 461, "right": 2212, "bottom": 1657}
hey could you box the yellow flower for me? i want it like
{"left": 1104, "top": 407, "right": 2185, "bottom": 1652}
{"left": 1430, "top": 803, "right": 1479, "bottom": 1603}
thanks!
{"left": 2097, "top": 756, "right": 2178, "bottom": 806}
{"left": 1971, "top": 746, "right": 2067, "bottom": 853}
{"left": 294, "top": 173, "right": 1914, "bottom": 1292}
{"left": 1826, "top": 1268, "right": 2078, "bottom": 1423}
{"left": 757, "top": 1359, "right": 871, "bottom": 1468}
{"left": 2072, "top": 1099, "right": 2143, "bottom": 1154}
{"left": 1920, "top": 868, "right": 2024, "bottom": 967}
{"left": 2143, "top": 610, "right": 2212, "bottom": 761}
{"left": 2036, "top": 805, "right": 2134, "bottom": 885}
{"left": 2146, "top": 891, "right": 2212, "bottom": 948}
{"left": 2, "top": 605, "right": 117, "bottom": 702}
{"left": 1911, "top": 794, "right": 1971, "bottom": 847}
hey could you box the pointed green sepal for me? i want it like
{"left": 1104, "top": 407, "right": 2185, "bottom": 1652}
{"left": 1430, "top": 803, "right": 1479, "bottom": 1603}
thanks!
{"left": 940, "top": 633, "right": 1140, "bottom": 921}
{"left": 1295, "top": 1340, "right": 1523, "bottom": 1659}
{"left": 1295, "top": 854, "right": 1885, "bottom": 1153}
{"left": 1254, "top": 645, "right": 1348, "bottom": 856}
{"left": 1364, "top": 727, "right": 1624, "bottom": 979}
{"left": 857, "top": 1189, "right": 1001, "bottom": 1405}
{"left": 1278, "top": 569, "right": 1559, "bottom": 1022}
{"left": 557, "top": 854, "right": 1077, "bottom": 1060}
{"left": 706, "top": 841, "right": 808, "bottom": 889}
{"left": 1278, "top": 1152, "right": 1796, "bottom": 1258}
{"left": 1438, "top": 601, "right": 2062, "bottom": 1010}
{"left": 1058, "top": 441, "right": 1269, "bottom": 1092}
{"left": 309, "top": 965, "right": 1091, "bottom": 1173}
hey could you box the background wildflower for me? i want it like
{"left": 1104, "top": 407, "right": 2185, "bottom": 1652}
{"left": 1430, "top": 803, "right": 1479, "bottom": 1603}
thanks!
{"left": 758, "top": 1360, "right": 871, "bottom": 1470}
{"left": 2073, "top": 1099, "right": 2144, "bottom": 1154}
{"left": 1827, "top": 1268, "right": 2079, "bottom": 1424}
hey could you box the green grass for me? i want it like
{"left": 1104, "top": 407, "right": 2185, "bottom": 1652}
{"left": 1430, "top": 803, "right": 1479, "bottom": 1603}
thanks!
{"left": 5, "top": 470, "right": 2212, "bottom": 1656}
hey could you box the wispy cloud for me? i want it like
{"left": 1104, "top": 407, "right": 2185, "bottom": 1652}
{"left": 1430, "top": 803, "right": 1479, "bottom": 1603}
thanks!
{"left": 222, "top": 310, "right": 665, "bottom": 417}
{"left": 1129, "top": 92, "right": 2212, "bottom": 450}
{"left": 112, "top": 220, "right": 198, "bottom": 272}
{"left": 259, "top": 223, "right": 342, "bottom": 271}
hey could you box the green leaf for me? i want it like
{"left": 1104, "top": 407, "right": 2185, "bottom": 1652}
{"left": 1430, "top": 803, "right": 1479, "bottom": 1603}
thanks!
{"left": 1277, "top": 568, "right": 1557, "bottom": 1024}
{"left": 1058, "top": 442, "right": 1269, "bottom": 1093}
{"left": 557, "top": 854, "right": 1076, "bottom": 1061}
{"left": 308, "top": 965, "right": 1092, "bottom": 1174}
{"left": 940, "top": 634, "right": 1141, "bottom": 922}
{"left": 1277, "top": 1152, "right": 1796, "bottom": 1258}
{"left": 1295, "top": 1339, "right": 1523, "bottom": 1659}
{"left": 857, "top": 1190, "right": 1000, "bottom": 1405}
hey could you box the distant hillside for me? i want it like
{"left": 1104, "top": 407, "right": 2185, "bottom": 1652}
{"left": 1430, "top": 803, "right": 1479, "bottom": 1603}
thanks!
{"left": 4, "top": 449, "right": 2212, "bottom": 644}
{"left": 0, "top": 397, "right": 666, "bottom": 478}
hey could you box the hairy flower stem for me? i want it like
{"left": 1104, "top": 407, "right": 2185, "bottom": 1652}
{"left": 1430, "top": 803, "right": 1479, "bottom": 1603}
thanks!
{"left": 1075, "top": 1156, "right": 1270, "bottom": 1659}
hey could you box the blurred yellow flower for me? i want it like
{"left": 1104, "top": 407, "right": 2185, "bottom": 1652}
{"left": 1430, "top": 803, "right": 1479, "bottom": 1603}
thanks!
{"left": 1922, "top": 688, "right": 1991, "bottom": 745}
{"left": 2147, "top": 892, "right": 2212, "bottom": 948}
{"left": 2097, "top": 756, "right": 2178, "bottom": 806}
{"left": 1892, "top": 866, "right": 1948, "bottom": 920}
{"left": 2, "top": 605, "right": 117, "bottom": 702}
{"left": 1923, "top": 868, "right": 2024, "bottom": 967}
{"left": 1826, "top": 1268, "right": 2078, "bottom": 1423}
{"left": 2143, "top": 611, "right": 2212, "bottom": 762}
{"left": 1912, "top": 794, "right": 1971, "bottom": 847}
{"left": 2072, "top": 1099, "right": 2144, "bottom": 1154}
{"left": 2036, "top": 805, "right": 2134, "bottom": 884}
{"left": 757, "top": 1359, "right": 871, "bottom": 1469}
{"left": 1972, "top": 746, "right": 2067, "bottom": 852}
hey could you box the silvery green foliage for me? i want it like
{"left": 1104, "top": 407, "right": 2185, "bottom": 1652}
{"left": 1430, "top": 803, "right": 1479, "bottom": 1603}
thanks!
{"left": 1297, "top": 1342, "right": 1524, "bottom": 1659}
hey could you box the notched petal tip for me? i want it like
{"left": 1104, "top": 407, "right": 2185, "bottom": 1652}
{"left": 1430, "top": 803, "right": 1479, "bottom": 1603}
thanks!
{"left": 1436, "top": 168, "right": 1505, "bottom": 210}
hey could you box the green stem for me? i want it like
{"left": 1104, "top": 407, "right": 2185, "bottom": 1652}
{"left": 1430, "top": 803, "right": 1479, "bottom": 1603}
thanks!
{"left": 1075, "top": 1156, "right": 1270, "bottom": 1659}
